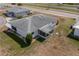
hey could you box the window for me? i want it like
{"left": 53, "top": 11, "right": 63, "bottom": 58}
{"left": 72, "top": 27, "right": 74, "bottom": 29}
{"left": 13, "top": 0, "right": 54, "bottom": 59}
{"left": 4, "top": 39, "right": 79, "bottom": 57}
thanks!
{"left": 12, "top": 26, "right": 17, "bottom": 31}
{"left": 38, "top": 30, "right": 48, "bottom": 37}
{"left": 32, "top": 32, "right": 34, "bottom": 34}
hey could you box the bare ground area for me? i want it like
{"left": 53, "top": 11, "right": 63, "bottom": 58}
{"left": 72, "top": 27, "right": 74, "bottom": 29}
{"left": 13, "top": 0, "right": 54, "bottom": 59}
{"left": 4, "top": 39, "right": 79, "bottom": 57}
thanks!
{"left": 0, "top": 17, "right": 79, "bottom": 56}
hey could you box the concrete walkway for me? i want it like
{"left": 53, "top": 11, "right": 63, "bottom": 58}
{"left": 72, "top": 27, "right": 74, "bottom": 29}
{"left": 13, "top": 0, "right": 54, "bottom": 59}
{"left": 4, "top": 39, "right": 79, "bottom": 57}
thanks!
{"left": 0, "top": 17, "right": 6, "bottom": 32}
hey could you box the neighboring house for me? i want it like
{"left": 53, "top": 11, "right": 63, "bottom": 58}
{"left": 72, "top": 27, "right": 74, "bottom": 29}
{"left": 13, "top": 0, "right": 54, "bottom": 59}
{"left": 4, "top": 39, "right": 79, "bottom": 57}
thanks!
{"left": 73, "top": 20, "right": 79, "bottom": 37}
{"left": 5, "top": 7, "right": 31, "bottom": 17}
{"left": 6, "top": 14, "right": 57, "bottom": 39}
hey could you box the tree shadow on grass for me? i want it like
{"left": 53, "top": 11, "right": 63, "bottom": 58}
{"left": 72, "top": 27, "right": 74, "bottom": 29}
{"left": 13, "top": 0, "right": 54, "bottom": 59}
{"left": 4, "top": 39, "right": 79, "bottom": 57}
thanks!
{"left": 4, "top": 31, "right": 30, "bottom": 48}
{"left": 67, "top": 30, "right": 79, "bottom": 41}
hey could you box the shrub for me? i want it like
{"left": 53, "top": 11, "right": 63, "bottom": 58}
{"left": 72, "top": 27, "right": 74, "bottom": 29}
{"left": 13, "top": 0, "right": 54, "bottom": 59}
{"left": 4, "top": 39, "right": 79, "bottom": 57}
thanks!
{"left": 25, "top": 33, "right": 32, "bottom": 45}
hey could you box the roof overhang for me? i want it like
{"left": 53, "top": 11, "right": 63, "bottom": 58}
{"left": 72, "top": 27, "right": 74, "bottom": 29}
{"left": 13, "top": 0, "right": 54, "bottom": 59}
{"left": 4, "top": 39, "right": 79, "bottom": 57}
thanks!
{"left": 39, "top": 23, "right": 56, "bottom": 34}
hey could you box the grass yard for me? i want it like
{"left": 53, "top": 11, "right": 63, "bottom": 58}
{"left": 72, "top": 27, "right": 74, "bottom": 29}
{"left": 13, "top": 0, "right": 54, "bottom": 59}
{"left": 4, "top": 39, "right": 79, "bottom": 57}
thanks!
{"left": 1, "top": 17, "right": 79, "bottom": 56}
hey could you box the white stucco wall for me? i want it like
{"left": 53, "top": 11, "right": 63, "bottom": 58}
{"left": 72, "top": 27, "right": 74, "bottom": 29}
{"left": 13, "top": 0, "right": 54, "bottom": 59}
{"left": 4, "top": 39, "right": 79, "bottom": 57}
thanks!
{"left": 74, "top": 28, "right": 79, "bottom": 37}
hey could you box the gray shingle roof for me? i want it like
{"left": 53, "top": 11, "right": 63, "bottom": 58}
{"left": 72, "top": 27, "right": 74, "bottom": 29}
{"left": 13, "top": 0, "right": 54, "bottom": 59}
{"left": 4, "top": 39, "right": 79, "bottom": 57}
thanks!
{"left": 73, "top": 21, "right": 79, "bottom": 29}
{"left": 9, "top": 14, "right": 57, "bottom": 37}
{"left": 39, "top": 23, "right": 56, "bottom": 34}
{"left": 73, "top": 17, "right": 79, "bottom": 29}
{"left": 7, "top": 7, "right": 30, "bottom": 14}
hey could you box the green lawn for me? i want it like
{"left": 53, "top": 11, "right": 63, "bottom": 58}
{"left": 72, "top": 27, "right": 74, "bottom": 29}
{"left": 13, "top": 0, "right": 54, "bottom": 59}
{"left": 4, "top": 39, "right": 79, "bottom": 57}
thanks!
{"left": 56, "top": 17, "right": 79, "bottom": 47}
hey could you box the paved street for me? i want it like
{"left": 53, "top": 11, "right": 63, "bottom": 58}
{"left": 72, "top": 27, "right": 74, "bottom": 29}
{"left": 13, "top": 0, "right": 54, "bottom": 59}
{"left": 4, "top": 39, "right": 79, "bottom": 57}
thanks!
{"left": 22, "top": 6, "right": 79, "bottom": 18}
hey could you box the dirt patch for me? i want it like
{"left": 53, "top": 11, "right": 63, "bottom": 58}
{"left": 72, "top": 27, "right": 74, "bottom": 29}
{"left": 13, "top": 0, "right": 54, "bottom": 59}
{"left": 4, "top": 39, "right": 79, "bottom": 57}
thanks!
{"left": 0, "top": 47, "right": 8, "bottom": 55}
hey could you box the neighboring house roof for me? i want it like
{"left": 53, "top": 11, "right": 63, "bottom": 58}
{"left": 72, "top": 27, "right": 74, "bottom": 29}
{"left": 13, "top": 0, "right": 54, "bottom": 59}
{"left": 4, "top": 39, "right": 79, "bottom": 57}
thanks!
{"left": 9, "top": 14, "right": 57, "bottom": 37}
{"left": 7, "top": 7, "right": 30, "bottom": 14}
{"left": 73, "top": 21, "right": 79, "bottom": 29}
{"left": 73, "top": 17, "right": 79, "bottom": 29}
